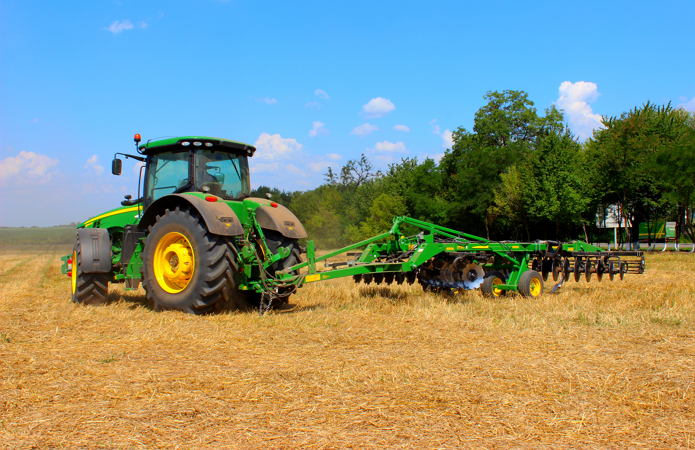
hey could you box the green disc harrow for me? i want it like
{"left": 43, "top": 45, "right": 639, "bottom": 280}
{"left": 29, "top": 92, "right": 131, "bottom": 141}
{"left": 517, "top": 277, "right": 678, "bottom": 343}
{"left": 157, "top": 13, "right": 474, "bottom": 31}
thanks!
{"left": 258, "top": 216, "right": 645, "bottom": 311}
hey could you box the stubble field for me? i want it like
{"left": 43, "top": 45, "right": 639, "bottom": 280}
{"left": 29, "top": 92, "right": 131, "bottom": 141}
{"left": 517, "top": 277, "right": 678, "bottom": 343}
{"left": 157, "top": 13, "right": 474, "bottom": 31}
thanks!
{"left": 1, "top": 245, "right": 694, "bottom": 449}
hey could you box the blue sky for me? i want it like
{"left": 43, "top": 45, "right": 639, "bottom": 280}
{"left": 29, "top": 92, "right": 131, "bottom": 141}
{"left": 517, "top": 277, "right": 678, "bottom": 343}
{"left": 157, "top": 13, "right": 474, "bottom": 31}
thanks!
{"left": 1, "top": 0, "right": 694, "bottom": 227}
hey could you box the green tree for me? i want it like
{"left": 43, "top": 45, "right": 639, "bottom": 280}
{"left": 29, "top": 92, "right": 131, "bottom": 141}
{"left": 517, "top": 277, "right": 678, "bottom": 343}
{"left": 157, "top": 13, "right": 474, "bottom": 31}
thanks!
{"left": 647, "top": 127, "right": 695, "bottom": 242}
{"left": 586, "top": 102, "right": 691, "bottom": 242}
{"left": 440, "top": 90, "right": 564, "bottom": 238}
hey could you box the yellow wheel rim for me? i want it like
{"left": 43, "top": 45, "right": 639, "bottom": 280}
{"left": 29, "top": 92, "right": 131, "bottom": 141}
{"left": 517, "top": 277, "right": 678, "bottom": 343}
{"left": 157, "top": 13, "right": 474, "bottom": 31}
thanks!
{"left": 491, "top": 278, "right": 503, "bottom": 297}
{"left": 153, "top": 232, "right": 195, "bottom": 294}
{"left": 71, "top": 251, "right": 77, "bottom": 294}
{"left": 529, "top": 277, "right": 541, "bottom": 297}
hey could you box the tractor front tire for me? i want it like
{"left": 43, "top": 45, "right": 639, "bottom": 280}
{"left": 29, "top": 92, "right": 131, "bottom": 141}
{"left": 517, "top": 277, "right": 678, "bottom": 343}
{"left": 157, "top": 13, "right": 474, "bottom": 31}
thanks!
{"left": 71, "top": 234, "right": 109, "bottom": 306}
{"left": 142, "top": 206, "right": 241, "bottom": 314}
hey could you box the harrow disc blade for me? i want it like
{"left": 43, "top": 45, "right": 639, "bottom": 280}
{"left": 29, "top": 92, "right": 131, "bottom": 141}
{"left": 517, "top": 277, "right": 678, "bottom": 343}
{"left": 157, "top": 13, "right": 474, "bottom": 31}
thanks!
{"left": 406, "top": 271, "right": 417, "bottom": 285}
{"left": 395, "top": 272, "right": 405, "bottom": 285}
{"left": 608, "top": 261, "right": 615, "bottom": 281}
{"left": 552, "top": 259, "right": 561, "bottom": 282}
{"left": 563, "top": 258, "right": 571, "bottom": 282}
{"left": 462, "top": 264, "right": 485, "bottom": 290}
{"left": 596, "top": 261, "right": 604, "bottom": 282}
{"left": 353, "top": 274, "right": 361, "bottom": 284}
{"left": 585, "top": 260, "right": 592, "bottom": 282}
{"left": 573, "top": 258, "right": 582, "bottom": 282}
{"left": 541, "top": 258, "right": 550, "bottom": 281}
{"left": 384, "top": 273, "right": 395, "bottom": 285}
{"left": 620, "top": 262, "right": 627, "bottom": 281}
{"left": 362, "top": 273, "right": 373, "bottom": 284}
{"left": 374, "top": 273, "right": 384, "bottom": 285}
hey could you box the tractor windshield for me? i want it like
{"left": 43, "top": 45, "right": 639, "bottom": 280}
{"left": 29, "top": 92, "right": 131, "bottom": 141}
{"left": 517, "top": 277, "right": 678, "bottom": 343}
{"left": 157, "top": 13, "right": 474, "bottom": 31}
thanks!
{"left": 194, "top": 150, "right": 250, "bottom": 199}
{"left": 145, "top": 151, "right": 190, "bottom": 203}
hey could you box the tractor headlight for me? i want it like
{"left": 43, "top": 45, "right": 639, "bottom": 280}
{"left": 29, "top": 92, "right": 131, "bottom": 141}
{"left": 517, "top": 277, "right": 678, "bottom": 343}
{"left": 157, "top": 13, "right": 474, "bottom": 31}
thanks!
{"left": 181, "top": 141, "right": 190, "bottom": 146}
{"left": 193, "top": 141, "right": 202, "bottom": 146}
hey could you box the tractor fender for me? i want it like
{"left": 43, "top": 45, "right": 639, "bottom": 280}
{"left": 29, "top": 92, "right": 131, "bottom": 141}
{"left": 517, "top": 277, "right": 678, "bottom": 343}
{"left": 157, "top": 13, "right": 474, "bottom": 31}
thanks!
{"left": 138, "top": 194, "right": 244, "bottom": 236}
{"left": 77, "top": 228, "right": 112, "bottom": 273}
{"left": 254, "top": 203, "right": 308, "bottom": 239}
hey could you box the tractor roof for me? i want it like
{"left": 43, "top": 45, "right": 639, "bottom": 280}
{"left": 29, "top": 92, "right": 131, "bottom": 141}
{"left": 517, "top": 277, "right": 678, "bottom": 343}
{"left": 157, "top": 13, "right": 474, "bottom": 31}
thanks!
{"left": 138, "top": 136, "right": 256, "bottom": 156}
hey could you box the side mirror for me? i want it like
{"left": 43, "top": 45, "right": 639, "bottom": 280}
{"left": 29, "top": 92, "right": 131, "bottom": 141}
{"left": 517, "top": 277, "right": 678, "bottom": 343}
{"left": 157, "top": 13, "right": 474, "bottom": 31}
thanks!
{"left": 112, "top": 158, "right": 122, "bottom": 176}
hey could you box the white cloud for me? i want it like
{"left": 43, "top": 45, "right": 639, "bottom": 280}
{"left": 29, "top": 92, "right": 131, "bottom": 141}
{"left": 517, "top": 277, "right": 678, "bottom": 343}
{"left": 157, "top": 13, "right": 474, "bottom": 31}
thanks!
{"left": 305, "top": 102, "right": 321, "bottom": 109}
{"left": 286, "top": 164, "right": 306, "bottom": 177}
{"left": 308, "top": 161, "right": 330, "bottom": 172}
{"left": 253, "top": 133, "right": 303, "bottom": 161}
{"left": 0, "top": 151, "right": 59, "bottom": 185}
{"left": 393, "top": 124, "right": 410, "bottom": 132}
{"left": 326, "top": 153, "right": 342, "bottom": 161}
{"left": 106, "top": 20, "right": 134, "bottom": 34}
{"left": 557, "top": 81, "right": 604, "bottom": 141}
{"left": 678, "top": 96, "right": 695, "bottom": 112}
{"left": 250, "top": 162, "right": 279, "bottom": 174}
{"left": 137, "top": 21, "right": 148, "bottom": 29}
{"left": 369, "top": 140, "right": 406, "bottom": 153}
{"left": 315, "top": 89, "right": 329, "bottom": 100}
{"left": 361, "top": 97, "right": 395, "bottom": 118}
{"left": 351, "top": 123, "right": 379, "bottom": 137}
{"left": 84, "top": 155, "right": 104, "bottom": 176}
{"left": 309, "top": 121, "right": 329, "bottom": 138}
{"left": 255, "top": 97, "right": 277, "bottom": 105}
{"left": 430, "top": 119, "right": 453, "bottom": 149}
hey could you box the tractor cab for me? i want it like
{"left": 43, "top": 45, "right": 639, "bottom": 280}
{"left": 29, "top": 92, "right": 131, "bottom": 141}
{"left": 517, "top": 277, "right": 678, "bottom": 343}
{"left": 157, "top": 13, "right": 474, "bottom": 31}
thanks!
{"left": 112, "top": 135, "right": 256, "bottom": 211}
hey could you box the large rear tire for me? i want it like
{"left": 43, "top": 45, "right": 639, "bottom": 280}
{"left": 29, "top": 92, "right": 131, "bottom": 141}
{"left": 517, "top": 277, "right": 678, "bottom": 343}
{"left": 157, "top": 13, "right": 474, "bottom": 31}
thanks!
{"left": 142, "top": 205, "right": 242, "bottom": 314}
{"left": 71, "top": 234, "right": 109, "bottom": 306}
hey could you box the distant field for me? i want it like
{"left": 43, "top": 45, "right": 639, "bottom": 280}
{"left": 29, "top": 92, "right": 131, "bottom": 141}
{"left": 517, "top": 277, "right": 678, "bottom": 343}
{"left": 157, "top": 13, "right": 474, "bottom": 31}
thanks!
{"left": 0, "top": 226, "right": 75, "bottom": 246}
{"left": 0, "top": 247, "right": 694, "bottom": 449}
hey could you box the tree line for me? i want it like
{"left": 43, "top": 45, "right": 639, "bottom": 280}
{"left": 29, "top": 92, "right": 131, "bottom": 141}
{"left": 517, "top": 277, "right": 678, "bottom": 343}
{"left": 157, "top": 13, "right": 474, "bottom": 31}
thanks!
{"left": 252, "top": 90, "right": 695, "bottom": 248}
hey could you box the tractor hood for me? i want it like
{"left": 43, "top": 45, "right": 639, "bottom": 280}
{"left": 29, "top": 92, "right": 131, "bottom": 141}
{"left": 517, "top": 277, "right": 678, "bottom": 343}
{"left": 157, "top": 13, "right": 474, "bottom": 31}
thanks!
{"left": 78, "top": 205, "right": 142, "bottom": 229}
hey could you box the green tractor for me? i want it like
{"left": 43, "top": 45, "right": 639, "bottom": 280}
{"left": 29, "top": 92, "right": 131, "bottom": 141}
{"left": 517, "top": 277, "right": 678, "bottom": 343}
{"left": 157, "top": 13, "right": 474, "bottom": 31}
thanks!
{"left": 62, "top": 135, "right": 647, "bottom": 315}
{"left": 62, "top": 134, "right": 305, "bottom": 314}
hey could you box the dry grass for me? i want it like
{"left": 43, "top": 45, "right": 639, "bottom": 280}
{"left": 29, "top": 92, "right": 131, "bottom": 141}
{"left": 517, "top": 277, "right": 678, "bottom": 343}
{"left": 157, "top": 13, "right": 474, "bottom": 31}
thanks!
{"left": 1, "top": 245, "right": 694, "bottom": 449}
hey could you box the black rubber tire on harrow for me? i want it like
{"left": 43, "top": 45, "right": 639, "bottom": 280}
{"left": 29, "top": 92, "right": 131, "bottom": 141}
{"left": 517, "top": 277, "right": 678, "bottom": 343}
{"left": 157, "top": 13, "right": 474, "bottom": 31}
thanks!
{"left": 142, "top": 205, "right": 242, "bottom": 314}
{"left": 518, "top": 270, "right": 544, "bottom": 298}
{"left": 480, "top": 271, "right": 506, "bottom": 298}
{"left": 71, "top": 233, "right": 109, "bottom": 306}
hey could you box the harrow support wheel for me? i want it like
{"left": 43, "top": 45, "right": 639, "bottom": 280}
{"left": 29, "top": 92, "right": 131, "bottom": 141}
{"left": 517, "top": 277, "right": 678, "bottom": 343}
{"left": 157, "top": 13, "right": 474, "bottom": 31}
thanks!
{"left": 142, "top": 205, "right": 241, "bottom": 314}
{"left": 518, "top": 270, "right": 544, "bottom": 298}
{"left": 71, "top": 234, "right": 109, "bottom": 306}
{"left": 480, "top": 271, "right": 506, "bottom": 298}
